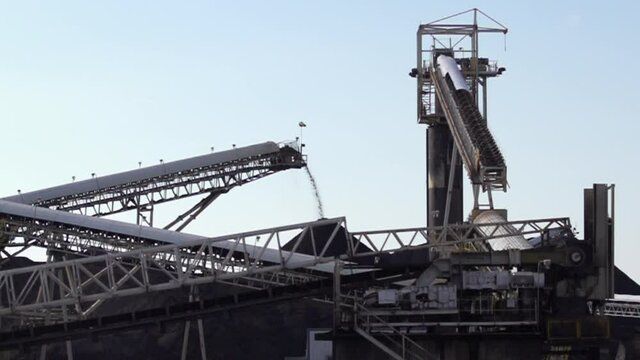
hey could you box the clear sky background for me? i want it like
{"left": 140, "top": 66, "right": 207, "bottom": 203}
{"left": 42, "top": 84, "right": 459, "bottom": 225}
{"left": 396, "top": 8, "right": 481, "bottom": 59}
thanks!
{"left": 0, "top": 1, "right": 639, "bottom": 280}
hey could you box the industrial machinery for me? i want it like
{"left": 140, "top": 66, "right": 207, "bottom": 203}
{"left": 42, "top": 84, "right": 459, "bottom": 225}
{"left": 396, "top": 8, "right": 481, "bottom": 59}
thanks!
{"left": 0, "top": 8, "right": 635, "bottom": 360}
{"left": 328, "top": 9, "right": 627, "bottom": 360}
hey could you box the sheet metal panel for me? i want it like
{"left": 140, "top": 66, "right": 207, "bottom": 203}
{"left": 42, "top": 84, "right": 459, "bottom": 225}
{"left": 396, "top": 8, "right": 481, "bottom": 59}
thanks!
{"left": 473, "top": 211, "right": 532, "bottom": 251}
{"left": 2, "top": 142, "right": 281, "bottom": 205}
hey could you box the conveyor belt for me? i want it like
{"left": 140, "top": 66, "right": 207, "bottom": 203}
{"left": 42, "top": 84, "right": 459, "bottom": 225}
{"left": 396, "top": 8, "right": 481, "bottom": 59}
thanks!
{"left": 431, "top": 55, "right": 507, "bottom": 191}
{"left": 0, "top": 198, "right": 342, "bottom": 274}
{"left": 1, "top": 142, "right": 304, "bottom": 217}
{"left": 454, "top": 90, "right": 505, "bottom": 168}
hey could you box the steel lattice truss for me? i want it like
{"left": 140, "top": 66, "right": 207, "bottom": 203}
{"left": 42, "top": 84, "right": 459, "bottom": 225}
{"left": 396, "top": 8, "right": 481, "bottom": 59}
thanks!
{"left": 0, "top": 218, "right": 348, "bottom": 323}
{"left": 0, "top": 200, "right": 340, "bottom": 263}
{"left": 602, "top": 301, "right": 640, "bottom": 318}
{"left": 349, "top": 217, "right": 571, "bottom": 254}
{"left": 0, "top": 216, "right": 573, "bottom": 325}
{"left": 3, "top": 143, "right": 304, "bottom": 217}
{"left": 0, "top": 215, "right": 160, "bottom": 257}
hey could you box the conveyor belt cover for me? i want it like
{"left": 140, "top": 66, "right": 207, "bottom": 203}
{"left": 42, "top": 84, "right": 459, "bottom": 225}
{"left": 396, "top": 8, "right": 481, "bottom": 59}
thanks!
{"left": 432, "top": 55, "right": 507, "bottom": 191}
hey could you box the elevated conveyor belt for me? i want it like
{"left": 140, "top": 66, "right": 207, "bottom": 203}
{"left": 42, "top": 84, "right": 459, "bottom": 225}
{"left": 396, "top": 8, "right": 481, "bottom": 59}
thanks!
{"left": 431, "top": 55, "right": 507, "bottom": 191}
{"left": 0, "top": 192, "right": 569, "bottom": 261}
{"left": 0, "top": 199, "right": 342, "bottom": 275}
{"left": 0, "top": 216, "right": 350, "bottom": 321}
{"left": 1, "top": 142, "right": 304, "bottom": 217}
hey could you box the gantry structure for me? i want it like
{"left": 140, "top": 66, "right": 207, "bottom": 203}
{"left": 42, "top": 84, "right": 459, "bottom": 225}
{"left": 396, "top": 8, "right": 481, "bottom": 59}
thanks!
{"left": 0, "top": 140, "right": 310, "bottom": 357}
{"left": 0, "top": 213, "right": 572, "bottom": 347}
{"left": 0, "top": 9, "right": 637, "bottom": 360}
{"left": 0, "top": 146, "right": 632, "bottom": 360}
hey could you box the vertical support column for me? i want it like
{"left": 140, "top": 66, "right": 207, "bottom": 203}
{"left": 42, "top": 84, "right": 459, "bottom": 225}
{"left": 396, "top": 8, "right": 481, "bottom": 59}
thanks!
{"left": 427, "top": 49, "right": 463, "bottom": 228}
{"left": 197, "top": 319, "right": 207, "bottom": 360}
{"left": 64, "top": 337, "right": 74, "bottom": 360}
{"left": 136, "top": 195, "right": 142, "bottom": 226}
{"left": 38, "top": 251, "right": 55, "bottom": 360}
{"left": 39, "top": 345, "right": 47, "bottom": 360}
{"left": 584, "top": 188, "right": 594, "bottom": 243}
{"left": 586, "top": 184, "right": 615, "bottom": 300}
{"left": 58, "top": 269, "right": 74, "bottom": 360}
{"left": 333, "top": 260, "right": 342, "bottom": 329}
{"left": 471, "top": 9, "right": 480, "bottom": 106}
{"left": 181, "top": 286, "right": 207, "bottom": 360}
{"left": 481, "top": 77, "right": 488, "bottom": 122}
{"left": 180, "top": 322, "right": 191, "bottom": 360}
{"left": 135, "top": 192, "right": 154, "bottom": 227}
{"left": 416, "top": 28, "right": 424, "bottom": 121}
{"left": 427, "top": 125, "right": 463, "bottom": 227}
{"left": 137, "top": 204, "right": 154, "bottom": 227}
{"left": 332, "top": 260, "right": 342, "bottom": 360}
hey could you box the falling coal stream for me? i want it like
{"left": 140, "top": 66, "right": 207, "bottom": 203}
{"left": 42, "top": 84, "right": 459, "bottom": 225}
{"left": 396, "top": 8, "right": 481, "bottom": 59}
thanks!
{"left": 304, "top": 166, "right": 325, "bottom": 219}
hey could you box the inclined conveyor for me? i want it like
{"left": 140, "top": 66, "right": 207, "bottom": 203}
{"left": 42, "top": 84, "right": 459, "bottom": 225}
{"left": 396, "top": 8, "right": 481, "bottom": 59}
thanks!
{"left": 1, "top": 142, "right": 305, "bottom": 217}
{"left": 430, "top": 55, "right": 507, "bottom": 191}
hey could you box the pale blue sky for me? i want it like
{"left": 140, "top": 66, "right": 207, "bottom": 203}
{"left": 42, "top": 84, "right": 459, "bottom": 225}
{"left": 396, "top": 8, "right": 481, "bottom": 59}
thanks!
{"left": 1, "top": 1, "right": 639, "bottom": 279}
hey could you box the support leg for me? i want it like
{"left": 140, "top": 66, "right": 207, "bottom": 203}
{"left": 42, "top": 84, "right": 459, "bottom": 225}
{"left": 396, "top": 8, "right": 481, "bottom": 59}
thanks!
{"left": 39, "top": 344, "right": 47, "bottom": 360}
{"left": 181, "top": 286, "right": 207, "bottom": 360}
{"left": 59, "top": 269, "right": 74, "bottom": 360}
{"left": 197, "top": 318, "right": 207, "bottom": 360}
{"left": 180, "top": 321, "right": 191, "bottom": 360}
